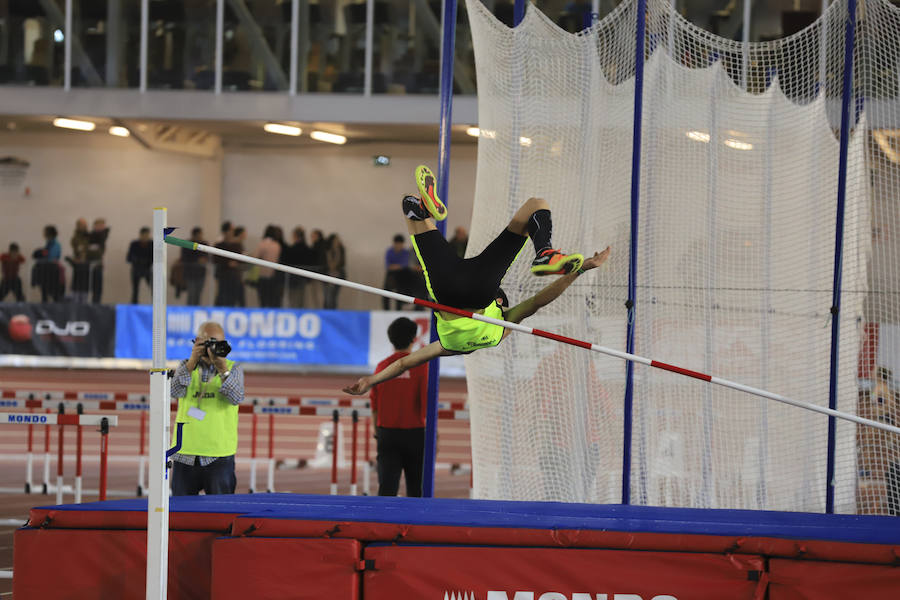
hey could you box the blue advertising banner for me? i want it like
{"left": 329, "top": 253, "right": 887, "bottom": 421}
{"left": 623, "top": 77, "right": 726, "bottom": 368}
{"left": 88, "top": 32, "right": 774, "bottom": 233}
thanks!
{"left": 115, "top": 305, "right": 370, "bottom": 365}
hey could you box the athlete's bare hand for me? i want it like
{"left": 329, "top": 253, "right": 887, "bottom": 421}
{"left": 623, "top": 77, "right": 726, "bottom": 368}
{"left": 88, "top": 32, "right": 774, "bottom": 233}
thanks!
{"left": 343, "top": 376, "right": 373, "bottom": 396}
{"left": 580, "top": 246, "right": 611, "bottom": 272}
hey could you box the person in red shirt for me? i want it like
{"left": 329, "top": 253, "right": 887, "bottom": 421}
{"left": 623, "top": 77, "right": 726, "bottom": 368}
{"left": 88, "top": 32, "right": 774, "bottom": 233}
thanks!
{"left": 370, "top": 317, "right": 429, "bottom": 497}
{"left": 0, "top": 243, "right": 25, "bottom": 302}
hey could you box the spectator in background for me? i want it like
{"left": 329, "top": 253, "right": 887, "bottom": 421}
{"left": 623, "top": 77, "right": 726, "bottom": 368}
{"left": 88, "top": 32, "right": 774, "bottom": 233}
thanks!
{"left": 448, "top": 226, "right": 468, "bottom": 258}
{"left": 233, "top": 227, "right": 247, "bottom": 307}
{"left": 216, "top": 221, "right": 233, "bottom": 246}
{"left": 126, "top": 226, "right": 153, "bottom": 303}
{"left": 170, "top": 320, "right": 244, "bottom": 495}
{"left": 271, "top": 226, "right": 286, "bottom": 308}
{"left": 213, "top": 221, "right": 232, "bottom": 291}
{"left": 254, "top": 225, "right": 282, "bottom": 307}
{"left": 86, "top": 218, "right": 110, "bottom": 303}
{"left": 370, "top": 317, "right": 428, "bottom": 497}
{"left": 182, "top": 227, "right": 208, "bottom": 305}
{"left": 383, "top": 234, "right": 412, "bottom": 310}
{"left": 65, "top": 246, "right": 90, "bottom": 303}
{"left": 283, "top": 226, "right": 311, "bottom": 308}
{"left": 323, "top": 233, "right": 346, "bottom": 309}
{"left": 33, "top": 225, "right": 63, "bottom": 302}
{"left": 215, "top": 226, "right": 246, "bottom": 307}
{"left": 309, "top": 229, "right": 327, "bottom": 307}
{"left": 71, "top": 218, "right": 89, "bottom": 258}
{"left": 0, "top": 243, "right": 26, "bottom": 302}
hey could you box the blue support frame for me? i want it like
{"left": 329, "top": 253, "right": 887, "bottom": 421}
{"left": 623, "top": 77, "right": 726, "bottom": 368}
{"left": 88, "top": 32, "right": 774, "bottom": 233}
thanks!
{"left": 622, "top": 0, "right": 648, "bottom": 506}
{"left": 422, "top": 0, "right": 459, "bottom": 498}
{"left": 514, "top": 0, "right": 526, "bottom": 26}
{"left": 826, "top": 0, "right": 858, "bottom": 514}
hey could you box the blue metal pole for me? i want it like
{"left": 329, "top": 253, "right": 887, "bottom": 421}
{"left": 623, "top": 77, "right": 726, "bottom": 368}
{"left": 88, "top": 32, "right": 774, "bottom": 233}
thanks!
{"left": 622, "top": 0, "right": 648, "bottom": 506}
{"left": 826, "top": 0, "right": 857, "bottom": 514}
{"left": 514, "top": 0, "right": 526, "bottom": 25}
{"left": 422, "top": 0, "right": 458, "bottom": 498}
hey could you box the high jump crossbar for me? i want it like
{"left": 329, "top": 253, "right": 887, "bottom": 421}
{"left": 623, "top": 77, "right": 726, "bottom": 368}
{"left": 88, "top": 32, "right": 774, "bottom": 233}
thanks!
{"left": 165, "top": 234, "right": 900, "bottom": 437}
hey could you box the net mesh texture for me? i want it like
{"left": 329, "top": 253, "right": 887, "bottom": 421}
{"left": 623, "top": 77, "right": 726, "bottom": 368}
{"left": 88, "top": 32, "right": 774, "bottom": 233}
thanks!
{"left": 463, "top": 0, "right": 897, "bottom": 513}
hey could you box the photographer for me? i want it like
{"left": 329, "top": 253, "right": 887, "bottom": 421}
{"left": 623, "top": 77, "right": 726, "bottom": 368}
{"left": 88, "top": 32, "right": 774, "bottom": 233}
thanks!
{"left": 170, "top": 321, "right": 244, "bottom": 495}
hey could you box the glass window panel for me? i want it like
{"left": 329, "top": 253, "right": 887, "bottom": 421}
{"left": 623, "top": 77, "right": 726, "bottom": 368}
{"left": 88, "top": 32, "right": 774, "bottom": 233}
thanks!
{"left": 292, "top": 0, "right": 343, "bottom": 92}
{"left": 1, "top": 1, "right": 63, "bottom": 86}
{"left": 67, "top": 0, "right": 141, "bottom": 87}
{"left": 225, "top": 0, "right": 289, "bottom": 91}
{"left": 147, "top": 0, "right": 216, "bottom": 90}
{"left": 368, "top": 0, "right": 475, "bottom": 95}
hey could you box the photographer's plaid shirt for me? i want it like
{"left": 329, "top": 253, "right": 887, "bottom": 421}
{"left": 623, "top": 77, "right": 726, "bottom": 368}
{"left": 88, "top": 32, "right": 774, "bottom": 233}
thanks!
{"left": 170, "top": 360, "right": 245, "bottom": 466}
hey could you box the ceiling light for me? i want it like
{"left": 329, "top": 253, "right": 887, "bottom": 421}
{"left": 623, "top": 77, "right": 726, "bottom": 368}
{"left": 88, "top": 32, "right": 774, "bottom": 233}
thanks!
{"left": 53, "top": 118, "right": 96, "bottom": 132}
{"left": 264, "top": 123, "right": 302, "bottom": 136}
{"left": 467, "top": 127, "right": 496, "bottom": 139}
{"left": 109, "top": 126, "right": 130, "bottom": 137}
{"left": 724, "top": 138, "right": 753, "bottom": 150}
{"left": 53, "top": 29, "right": 64, "bottom": 43}
{"left": 310, "top": 130, "right": 347, "bottom": 145}
{"left": 686, "top": 130, "right": 710, "bottom": 143}
{"left": 519, "top": 136, "right": 533, "bottom": 147}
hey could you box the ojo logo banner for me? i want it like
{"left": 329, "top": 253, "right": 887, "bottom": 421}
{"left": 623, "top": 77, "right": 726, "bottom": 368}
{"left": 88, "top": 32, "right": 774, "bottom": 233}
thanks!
{"left": 115, "top": 305, "right": 370, "bottom": 365}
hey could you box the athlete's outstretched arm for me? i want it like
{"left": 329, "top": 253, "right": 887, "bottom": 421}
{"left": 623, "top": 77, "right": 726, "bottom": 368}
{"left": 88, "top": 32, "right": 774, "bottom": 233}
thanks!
{"left": 504, "top": 247, "right": 611, "bottom": 325}
{"left": 343, "top": 341, "right": 450, "bottom": 395}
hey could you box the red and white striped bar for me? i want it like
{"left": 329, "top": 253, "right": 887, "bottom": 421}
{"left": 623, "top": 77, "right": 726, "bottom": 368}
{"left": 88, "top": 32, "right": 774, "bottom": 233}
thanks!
{"left": 1, "top": 390, "right": 146, "bottom": 402}
{"left": 163, "top": 235, "right": 900, "bottom": 438}
{"left": 0, "top": 413, "right": 118, "bottom": 427}
{"left": 0, "top": 392, "right": 470, "bottom": 420}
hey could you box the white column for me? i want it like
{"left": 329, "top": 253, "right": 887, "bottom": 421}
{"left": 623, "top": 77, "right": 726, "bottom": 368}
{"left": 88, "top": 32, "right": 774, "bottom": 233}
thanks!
{"left": 146, "top": 208, "right": 170, "bottom": 600}
{"left": 364, "top": 0, "right": 374, "bottom": 96}
{"left": 140, "top": 0, "right": 148, "bottom": 92}
{"left": 289, "top": 0, "right": 299, "bottom": 95}
{"left": 742, "top": 0, "right": 751, "bottom": 90}
{"left": 64, "top": 0, "right": 72, "bottom": 90}
{"left": 215, "top": 0, "right": 224, "bottom": 94}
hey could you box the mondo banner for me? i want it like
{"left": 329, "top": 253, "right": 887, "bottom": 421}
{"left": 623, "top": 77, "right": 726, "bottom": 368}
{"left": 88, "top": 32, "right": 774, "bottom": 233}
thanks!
{"left": 363, "top": 545, "right": 766, "bottom": 600}
{"left": 0, "top": 302, "right": 116, "bottom": 357}
{"left": 115, "top": 305, "right": 370, "bottom": 365}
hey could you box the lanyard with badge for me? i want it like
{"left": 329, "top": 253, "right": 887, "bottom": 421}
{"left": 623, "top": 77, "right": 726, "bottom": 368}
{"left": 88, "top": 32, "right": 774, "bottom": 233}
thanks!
{"left": 187, "top": 337, "right": 232, "bottom": 422}
{"left": 187, "top": 366, "right": 214, "bottom": 422}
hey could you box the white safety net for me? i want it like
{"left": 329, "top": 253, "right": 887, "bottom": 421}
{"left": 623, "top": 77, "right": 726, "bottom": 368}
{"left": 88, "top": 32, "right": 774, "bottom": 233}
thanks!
{"left": 462, "top": 0, "right": 894, "bottom": 513}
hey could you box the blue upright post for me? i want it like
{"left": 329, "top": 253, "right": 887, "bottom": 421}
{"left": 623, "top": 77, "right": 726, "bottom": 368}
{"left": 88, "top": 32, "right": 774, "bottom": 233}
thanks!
{"left": 422, "top": 0, "right": 459, "bottom": 498}
{"left": 622, "top": 0, "right": 648, "bottom": 506}
{"left": 514, "top": 0, "right": 526, "bottom": 26}
{"left": 826, "top": 0, "right": 857, "bottom": 515}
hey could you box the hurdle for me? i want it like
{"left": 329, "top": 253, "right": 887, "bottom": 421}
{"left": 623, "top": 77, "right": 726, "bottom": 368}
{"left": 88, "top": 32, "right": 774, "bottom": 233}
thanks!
{"left": 0, "top": 412, "right": 118, "bottom": 503}
{"left": 0, "top": 389, "right": 471, "bottom": 501}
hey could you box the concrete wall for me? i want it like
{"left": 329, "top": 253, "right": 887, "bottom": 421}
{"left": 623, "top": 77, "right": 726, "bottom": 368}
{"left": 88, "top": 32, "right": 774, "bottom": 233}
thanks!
{"left": 0, "top": 131, "right": 477, "bottom": 309}
{"left": 0, "top": 131, "right": 221, "bottom": 305}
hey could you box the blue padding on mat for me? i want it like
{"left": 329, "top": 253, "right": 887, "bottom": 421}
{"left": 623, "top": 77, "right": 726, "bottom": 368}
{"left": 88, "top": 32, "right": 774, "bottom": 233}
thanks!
{"left": 34, "top": 494, "right": 900, "bottom": 545}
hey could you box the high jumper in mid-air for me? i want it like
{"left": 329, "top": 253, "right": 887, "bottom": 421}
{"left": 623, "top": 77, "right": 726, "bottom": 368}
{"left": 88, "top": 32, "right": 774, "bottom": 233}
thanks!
{"left": 343, "top": 165, "right": 610, "bottom": 395}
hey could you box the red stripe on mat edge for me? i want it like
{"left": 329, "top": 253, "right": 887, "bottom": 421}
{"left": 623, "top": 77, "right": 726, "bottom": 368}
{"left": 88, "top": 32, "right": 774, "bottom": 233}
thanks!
{"left": 650, "top": 360, "right": 712, "bottom": 382}
{"left": 532, "top": 329, "right": 592, "bottom": 350}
